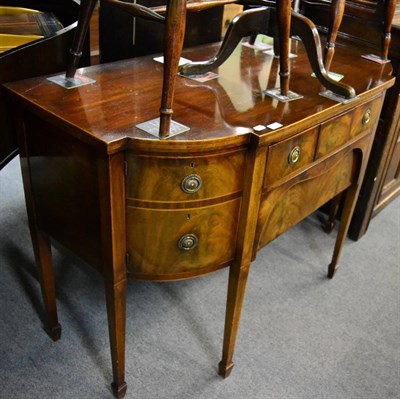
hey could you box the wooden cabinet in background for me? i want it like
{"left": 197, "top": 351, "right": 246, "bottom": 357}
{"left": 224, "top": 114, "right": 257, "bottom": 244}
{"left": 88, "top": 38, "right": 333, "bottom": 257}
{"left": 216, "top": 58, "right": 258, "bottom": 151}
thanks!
{"left": 0, "top": 0, "right": 90, "bottom": 170}
{"left": 300, "top": 0, "right": 400, "bottom": 240}
{"left": 98, "top": 0, "right": 223, "bottom": 63}
{"left": 351, "top": 46, "right": 400, "bottom": 239}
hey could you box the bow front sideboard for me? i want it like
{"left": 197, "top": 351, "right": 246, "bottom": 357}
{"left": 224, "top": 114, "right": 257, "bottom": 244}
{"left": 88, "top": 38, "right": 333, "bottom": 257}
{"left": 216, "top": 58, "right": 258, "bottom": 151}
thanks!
{"left": 4, "top": 41, "right": 394, "bottom": 398}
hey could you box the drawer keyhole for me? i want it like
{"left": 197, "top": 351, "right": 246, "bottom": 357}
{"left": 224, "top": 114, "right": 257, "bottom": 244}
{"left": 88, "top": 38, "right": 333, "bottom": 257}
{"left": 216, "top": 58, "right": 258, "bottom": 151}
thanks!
{"left": 288, "top": 146, "right": 301, "bottom": 165}
{"left": 181, "top": 174, "right": 202, "bottom": 194}
{"left": 178, "top": 234, "right": 199, "bottom": 251}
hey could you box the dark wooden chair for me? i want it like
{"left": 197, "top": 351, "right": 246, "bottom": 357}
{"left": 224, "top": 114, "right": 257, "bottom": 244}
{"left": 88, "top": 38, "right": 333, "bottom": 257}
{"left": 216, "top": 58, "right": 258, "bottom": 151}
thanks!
{"left": 300, "top": 0, "right": 396, "bottom": 61}
{"left": 0, "top": 0, "right": 87, "bottom": 170}
{"left": 299, "top": 0, "right": 396, "bottom": 233}
{"left": 179, "top": 3, "right": 355, "bottom": 98}
{"left": 65, "top": 0, "right": 356, "bottom": 138}
{"left": 65, "top": 0, "right": 188, "bottom": 138}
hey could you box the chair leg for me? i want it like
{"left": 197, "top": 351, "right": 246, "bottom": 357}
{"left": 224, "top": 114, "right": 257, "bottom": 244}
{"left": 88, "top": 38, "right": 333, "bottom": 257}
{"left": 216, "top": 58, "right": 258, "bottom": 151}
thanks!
{"left": 181, "top": 6, "right": 355, "bottom": 99}
{"left": 276, "top": 0, "right": 291, "bottom": 96}
{"left": 249, "top": 33, "right": 258, "bottom": 45}
{"left": 66, "top": 0, "right": 98, "bottom": 79}
{"left": 159, "top": 0, "right": 187, "bottom": 137}
{"left": 381, "top": 0, "right": 396, "bottom": 61}
{"left": 323, "top": 0, "right": 345, "bottom": 71}
{"left": 291, "top": 11, "right": 355, "bottom": 98}
{"left": 180, "top": 7, "right": 273, "bottom": 76}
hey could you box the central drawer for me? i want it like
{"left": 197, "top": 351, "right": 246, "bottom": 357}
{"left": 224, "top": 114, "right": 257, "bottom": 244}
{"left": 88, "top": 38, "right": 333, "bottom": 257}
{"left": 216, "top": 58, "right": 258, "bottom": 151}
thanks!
{"left": 264, "top": 126, "right": 319, "bottom": 186}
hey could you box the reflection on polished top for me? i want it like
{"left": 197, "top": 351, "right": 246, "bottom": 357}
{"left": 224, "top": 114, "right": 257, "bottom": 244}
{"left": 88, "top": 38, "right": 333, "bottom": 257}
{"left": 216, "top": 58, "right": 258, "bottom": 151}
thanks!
{"left": 5, "top": 40, "right": 393, "bottom": 149}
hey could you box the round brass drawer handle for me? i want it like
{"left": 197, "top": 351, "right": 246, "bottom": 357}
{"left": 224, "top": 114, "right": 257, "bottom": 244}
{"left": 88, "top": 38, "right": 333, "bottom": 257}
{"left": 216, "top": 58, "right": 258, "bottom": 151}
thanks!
{"left": 181, "top": 174, "right": 202, "bottom": 194}
{"left": 362, "top": 109, "right": 371, "bottom": 125}
{"left": 178, "top": 234, "right": 199, "bottom": 251}
{"left": 288, "top": 145, "right": 301, "bottom": 165}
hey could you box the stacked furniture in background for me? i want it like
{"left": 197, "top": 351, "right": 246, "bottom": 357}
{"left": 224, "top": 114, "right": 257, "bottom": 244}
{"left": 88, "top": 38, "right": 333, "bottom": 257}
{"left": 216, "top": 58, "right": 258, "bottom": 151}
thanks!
{"left": 300, "top": 0, "right": 400, "bottom": 239}
{"left": 0, "top": 0, "right": 89, "bottom": 170}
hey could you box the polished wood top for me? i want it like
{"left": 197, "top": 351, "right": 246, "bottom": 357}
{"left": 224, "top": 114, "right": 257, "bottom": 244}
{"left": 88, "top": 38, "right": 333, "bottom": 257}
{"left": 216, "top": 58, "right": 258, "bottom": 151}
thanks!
{"left": 4, "top": 40, "right": 394, "bottom": 152}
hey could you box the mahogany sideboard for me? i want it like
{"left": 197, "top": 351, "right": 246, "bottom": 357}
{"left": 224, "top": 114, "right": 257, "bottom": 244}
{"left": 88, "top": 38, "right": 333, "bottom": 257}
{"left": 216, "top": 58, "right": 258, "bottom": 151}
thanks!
{"left": 4, "top": 41, "right": 394, "bottom": 398}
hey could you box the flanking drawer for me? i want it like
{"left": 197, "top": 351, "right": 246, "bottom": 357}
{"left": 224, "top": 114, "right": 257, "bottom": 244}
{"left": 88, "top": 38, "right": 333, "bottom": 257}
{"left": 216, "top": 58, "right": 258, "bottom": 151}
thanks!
{"left": 316, "top": 97, "right": 382, "bottom": 158}
{"left": 351, "top": 97, "right": 382, "bottom": 137}
{"left": 316, "top": 110, "right": 353, "bottom": 158}
{"left": 264, "top": 126, "right": 319, "bottom": 186}
{"left": 126, "top": 149, "right": 245, "bottom": 202}
{"left": 126, "top": 198, "right": 241, "bottom": 280}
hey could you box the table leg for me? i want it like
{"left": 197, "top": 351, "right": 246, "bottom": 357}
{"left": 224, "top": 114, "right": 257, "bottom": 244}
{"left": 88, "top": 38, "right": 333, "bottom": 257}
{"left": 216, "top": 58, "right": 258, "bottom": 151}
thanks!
{"left": 106, "top": 279, "right": 127, "bottom": 399}
{"left": 98, "top": 153, "right": 127, "bottom": 398}
{"left": 218, "top": 143, "right": 268, "bottom": 378}
{"left": 328, "top": 183, "right": 360, "bottom": 278}
{"left": 18, "top": 129, "right": 61, "bottom": 341}
{"left": 219, "top": 263, "right": 250, "bottom": 378}
{"left": 33, "top": 229, "right": 61, "bottom": 341}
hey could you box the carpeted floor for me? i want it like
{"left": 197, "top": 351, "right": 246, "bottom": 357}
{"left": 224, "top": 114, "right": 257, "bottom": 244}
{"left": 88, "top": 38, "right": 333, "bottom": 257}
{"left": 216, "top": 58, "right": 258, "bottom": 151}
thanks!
{"left": 1, "top": 156, "right": 399, "bottom": 399}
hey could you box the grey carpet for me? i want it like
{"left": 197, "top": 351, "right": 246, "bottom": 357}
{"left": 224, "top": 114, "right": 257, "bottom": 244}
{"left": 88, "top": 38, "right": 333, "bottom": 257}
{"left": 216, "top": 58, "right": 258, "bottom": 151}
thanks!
{"left": 0, "top": 156, "right": 399, "bottom": 399}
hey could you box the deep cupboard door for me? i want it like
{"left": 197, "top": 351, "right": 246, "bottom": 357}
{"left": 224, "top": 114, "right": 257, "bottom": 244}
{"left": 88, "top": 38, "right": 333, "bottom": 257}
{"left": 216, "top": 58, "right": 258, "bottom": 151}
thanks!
{"left": 257, "top": 146, "right": 357, "bottom": 249}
